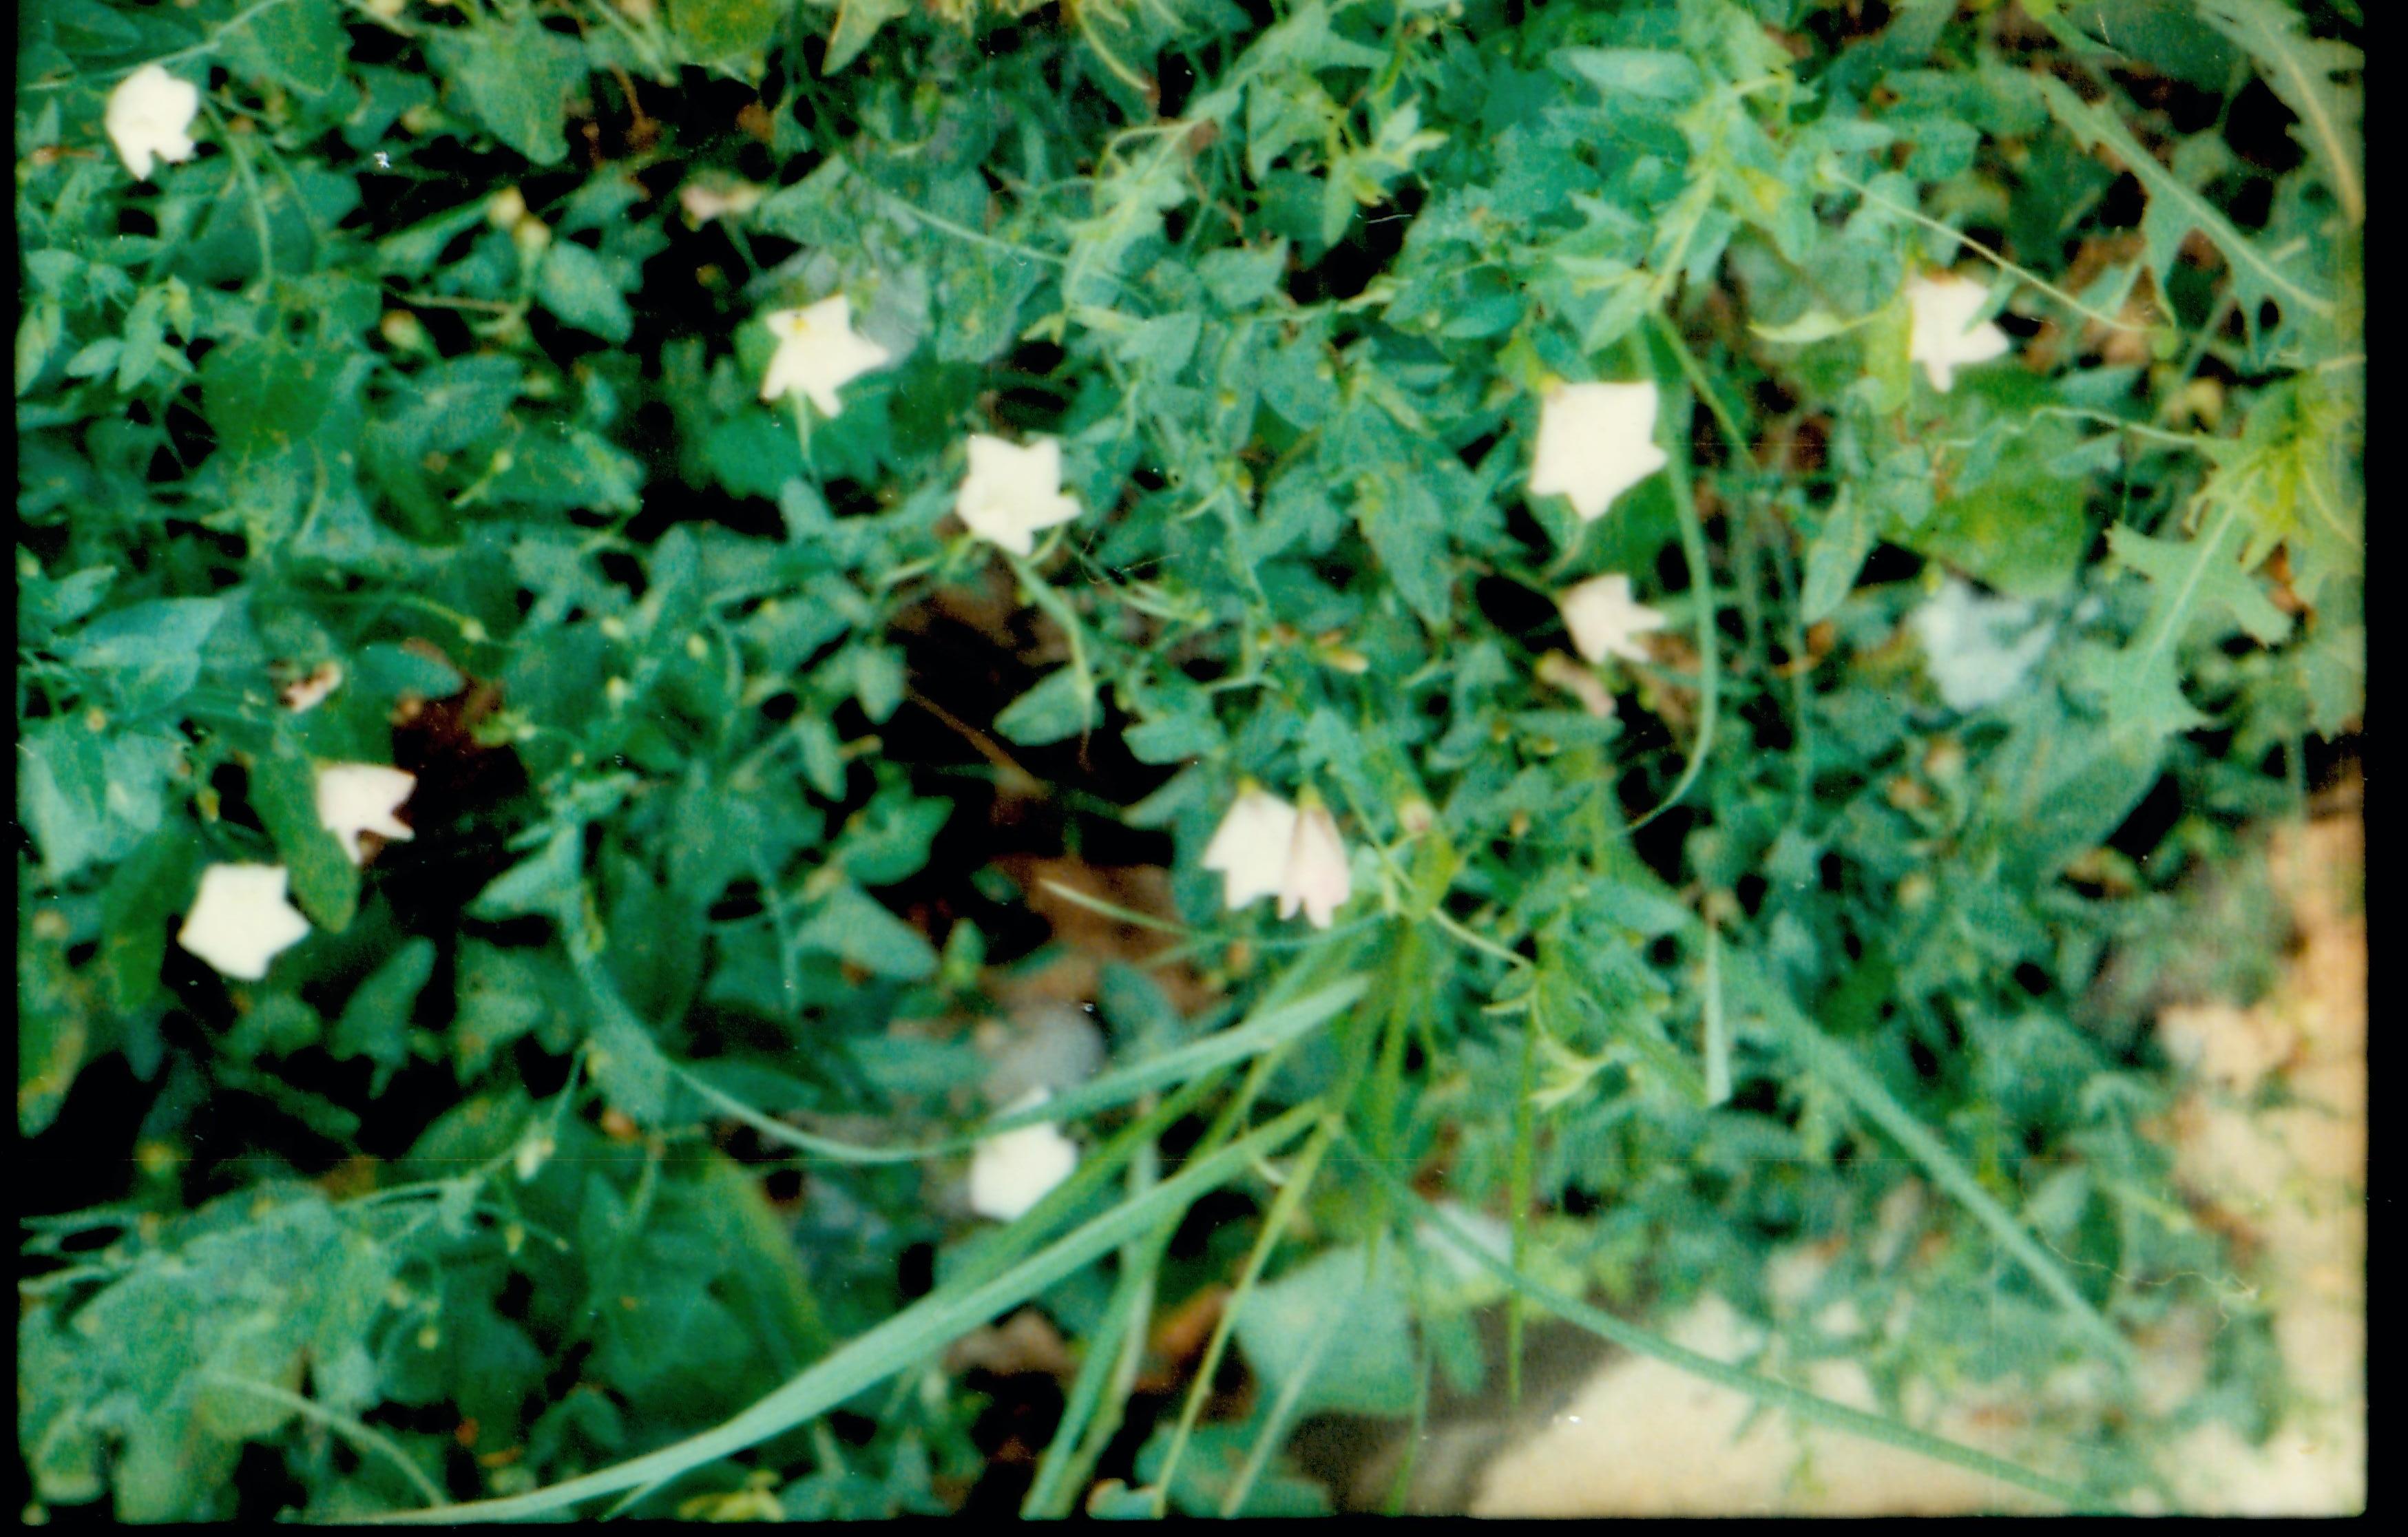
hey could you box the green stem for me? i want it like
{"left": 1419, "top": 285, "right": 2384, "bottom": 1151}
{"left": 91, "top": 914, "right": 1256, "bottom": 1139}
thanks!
{"left": 1825, "top": 169, "right": 2148, "bottom": 334}
{"left": 1623, "top": 338, "right": 1722, "bottom": 834}
{"left": 1505, "top": 1000, "right": 1538, "bottom": 1408}
{"left": 1148, "top": 1115, "right": 1337, "bottom": 1516}
{"left": 198, "top": 1373, "right": 446, "bottom": 1509}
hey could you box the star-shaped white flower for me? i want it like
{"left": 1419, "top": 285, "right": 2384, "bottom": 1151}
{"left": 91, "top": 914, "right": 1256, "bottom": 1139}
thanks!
{"left": 315, "top": 764, "right": 417, "bottom": 866}
{"left": 1203, "top": 786, "right": 1299, "bottom": 912}
{"left": 1557, "top": 573, "right": 1667, "bottom": 665}
{"left": 178, "top": 864, "right": 311, "bottom": 981}
{"left": 1528, "top": 381, "right": 1669, "bottom": 523}
{"left": 954, "top": 434, "right": 1082, "bottom": 557}
{"left": 758, "top": 295, "right": 892, "bottom": 417}
{"left": 969, "top": 1089, "right": 1080, "bottom": 1222}
{"left": 1276, "top": 798, "right": 1352, "bottom": 930}
{"left": 1905, "top": 272, "right": 2012, "bottom": 393}
{"left": 105, "top": 63, "right": 200, "bottom": 181}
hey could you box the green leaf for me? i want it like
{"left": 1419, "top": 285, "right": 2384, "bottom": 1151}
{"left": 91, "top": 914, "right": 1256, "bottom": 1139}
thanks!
{"left": 428, "top": 14, "right": 587, "bottom": 167}
{"left": 2104, "top": 523, "right": 2294, "bottom": 650}
{"left": 2034, "top": 74, "right": 2334, "bottom": 333}
{"left": 821, "top": 0, "right": 914, "bottom": 76}
{"left": 113, "top": 286, "right": 168, "bottom": 395}
{"left": 2193, "top": 0, "right": 2363, "bottom": 224}
{"left": 1553, "top": 48, "right": 1705, "bottom": 102}
{"left": 830, "top": 791, "right": 952, "bottom": 886}
{"left": 331, "top": 939, "right": 437, "bottom": 1096}
{"left": 994, "top": 667, "right": 1098, "bottom": 746}
{"left": 63, "top": 598, "right": 227, "bottom": 718}
{"left": 1196, "top": 242, "right": 1290, "bottom": 309}
{"left": 18, "top": 942, "right": 88, "bottom": 1138}
{"left": 1233, "top": 1244, "right": 1417, "bottom": 1417}
{"left": 18, "top": 720, "right": 184, "bottom": 882}
{"left": 2069, "top": 508, "right": 2296, "bottom": 742}
{"left": 936, "top": 242, "right": 1045, "bottom": 364}
{"left": 222, "top": 0, "right": 350, "bottom": 97}
{"left": 99, "top": 828, "right": 196, "bottom": 1012}
{"left": 18, "top": 563, "right": 116, "bottom": 643}
{"left": 17, "top": 298, "right": 64, "bottom": 395}
{"left": 201, "top": 335, "right": 339, "bottom": 463}
{"left": 1896, "top": 401, "right": 2097, "bottom": 600}
{"left": 454, "top": 941, "right": 569, "bottom": 1079}
{"left": 589, "top": 1013, "right": 678, "bottom": 1127}
{"left": 250, "top": 731, "right": 361, "bottom": 932}
{"left": 793, "top": 883, "right": 937, "bottom": 980}
{"left": 1800, "top": 486, "right": 1878, "bottom": 623}
{"left": 362, "top": 1106, "right": 1319, "bottom": 1522}
{"left": 1352, "top": 470, "right": 1453, "bottom": 629}
{"left": 671, "top": 0, "right": 786, "bottom": 61}
{"left": 1125, "top": 707, "right": 1226, "bottom": 764}
{"left": 536, "top": 242, "right": 634, "bottom": 344}
{"left": 470, "top": 825, "right": 587, "bottom": 921}
{"left": 355, "top": 642, "right": 466, "bottom": 702}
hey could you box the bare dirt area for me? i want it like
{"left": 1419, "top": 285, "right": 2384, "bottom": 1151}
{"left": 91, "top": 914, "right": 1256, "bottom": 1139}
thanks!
{"left": 1456, "top": 805, "right": 2366, "bottom": 1517}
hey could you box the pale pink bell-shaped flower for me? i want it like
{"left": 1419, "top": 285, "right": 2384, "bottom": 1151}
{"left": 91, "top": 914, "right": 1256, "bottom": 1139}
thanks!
{"left": 1528, "top": 381, "right": 1669, "bottom": 522}
{"left": 758, "top": 295, "right": 892, "bottom": 417}
{"left": 954, "top": 435, "right": 1082, "bottom": 556}
{"left": 315, "top": 764, "right": 417, "bottom": 866}
{"left": 968, "top": 1089, "right": 1080, "bottom": 1222}
{"left": 105, "top": 64, "right": 200, "bottom": 180}
{"left": 177, "top": 864, "right": 311, "bottom": 981}
{"left": 1556, "top": 573, "right": 1667, "bottom": 665}
{"left": 1905, "top": 272, "right": 2012, "bottom": 393}
{"left": 1276, "top": 798, "right": 1353, "bottom": 930}
{"left": 1202, "top": 785, "right": 1300, "bottom": 912}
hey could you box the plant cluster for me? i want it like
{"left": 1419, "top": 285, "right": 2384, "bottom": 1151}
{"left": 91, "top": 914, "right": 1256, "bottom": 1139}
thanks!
{"left": 17, "top": 0, "right": 2361, "bottom": 1519}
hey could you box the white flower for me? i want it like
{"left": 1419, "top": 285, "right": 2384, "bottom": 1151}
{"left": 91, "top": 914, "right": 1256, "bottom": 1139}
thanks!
{"left": 105, "top": 64, "right": 200, "bottom": 182}
{"left": 969, "top": 1089, "right": 1080, "bottom": 1222}
{"left": 954, "top": 434, "right": 1082, "bottom": 557}
{"left": 1202, "top": 786, "right": 1301, "bottom": 912}
{"left": 1277, "top": 798, "right": 1352, "bottom": 930}
{"left": 1909, "top": 575, "right": 2055, "bottom": 710}
{"left": 177, "top": 864, "right": 311, "bottom": 981}
{"left": 678, "top": 178, "right": 765, "bottom": 226}
{"left": 1905, "top": 272, "right": 2012, "bottom": 393}
{"left": 1528, "top": 381, "right": 1669, "bottom": 522}
{"left": 1556, "top": 573, "right": 1667, "bottom": 665}
{"left": 757, "top": 295, "right": 891, "bottom": 417}
{"left": 315, "top": 764, "right": 417, "bottom": 866}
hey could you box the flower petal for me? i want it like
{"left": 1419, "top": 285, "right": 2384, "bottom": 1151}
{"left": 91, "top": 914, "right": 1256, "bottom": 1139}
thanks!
{"left": 1203, "top": 788, "right": 1299, "bottom": 911}
{"left": 177, "top": 864, "right": 311, "bottom": 981}
{"left": 1529, "top": 381, "right": 1669, "bottom": 522}
{"left": 1276, "top": 803, "right": 1352, "bottom": 930}
{"left": 315, "top": 764, "right": 418, "bottom": 866}
{"left": 968, "top": 1089, "right": 1080, "bottom": 1222}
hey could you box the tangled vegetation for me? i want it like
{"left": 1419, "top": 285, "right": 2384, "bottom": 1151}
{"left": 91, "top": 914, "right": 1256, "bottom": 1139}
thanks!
{"left": 17, "top": 0, "right": 2360, "bottom": 1518}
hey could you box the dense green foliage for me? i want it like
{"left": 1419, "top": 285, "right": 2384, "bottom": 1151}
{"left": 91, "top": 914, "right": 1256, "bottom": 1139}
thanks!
{"left": 18, "top": 0, "right": 2360, "bottom": 1519}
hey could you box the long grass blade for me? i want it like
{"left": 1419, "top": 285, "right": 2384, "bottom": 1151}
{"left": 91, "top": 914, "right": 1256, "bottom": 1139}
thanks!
{"left": 370, "top": 1105, "right": 1321, "bottom": 1523}
{"left": 1721, "top": 952, "right": 2139, "bottom": 1372}
{"left": 1354, "top": 1147, "right": 2109, "bottom": 1511}
{"left": 667, "top": 975, "right": 1365, "bottom": 1164}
